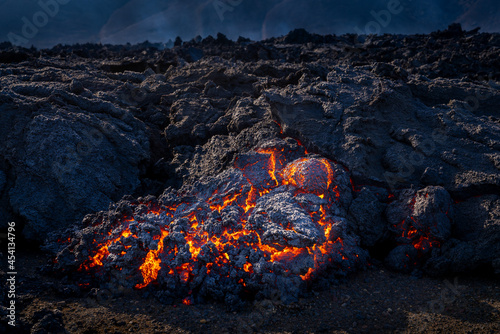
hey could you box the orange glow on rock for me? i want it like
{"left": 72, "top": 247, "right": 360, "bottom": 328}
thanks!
{"left": 81, "top": 228, "right": 136, "bottom": 270}
{"left": 243, "top": 262, "right": 253, "bottom": 273}
{"left": 177, "top": 263, "right": 194, "bottom": 283}
{"left": 76, "top": 142, "right": 364, "bottom": 296}
{"left": 256, "top": 148, "right": 280, "bottom": 186}
{"left": 135, "top": 229, "right": 169, "bottom": 288}
{"left": 283, "top": 158, "right": 336, "bottom": 196}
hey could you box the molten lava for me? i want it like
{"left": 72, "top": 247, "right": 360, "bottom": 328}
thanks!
{"left": 71, "top": 140, "right": 367, "bottom": 304}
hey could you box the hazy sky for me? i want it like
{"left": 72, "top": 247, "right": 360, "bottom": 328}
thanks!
{"left": 0, "top": 0, "right": 499, "bottom": 48}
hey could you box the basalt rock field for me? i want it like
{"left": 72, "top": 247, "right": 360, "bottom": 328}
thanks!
{"left": 0, "top": 24, "right": 500, "bottom": 332}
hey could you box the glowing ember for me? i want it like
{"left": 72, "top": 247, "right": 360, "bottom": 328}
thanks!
{"left": 182, "top": 297, "right": 193, "bottom": 305}
{"left": 243, "top": 262, "right": 253, "bottom": 273}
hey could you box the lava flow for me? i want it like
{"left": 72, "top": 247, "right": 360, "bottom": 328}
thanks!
{"left": 62, "top": 139, "right": 368, "bottom": 304}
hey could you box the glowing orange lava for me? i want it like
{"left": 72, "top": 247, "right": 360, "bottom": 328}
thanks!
{"left": 78, "top": 144, "right": 356, "bottom": 291}
{"left": 135, "top": 229, "right": 169, "bottom": 288}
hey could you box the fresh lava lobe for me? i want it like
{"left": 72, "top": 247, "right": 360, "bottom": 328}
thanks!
{"left": 70, "top": 140, "right": 367, "bottom": 303}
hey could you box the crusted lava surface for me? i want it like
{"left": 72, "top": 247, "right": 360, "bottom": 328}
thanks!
{"left": 54, "top": 139, "right": 368, "bottom": 306}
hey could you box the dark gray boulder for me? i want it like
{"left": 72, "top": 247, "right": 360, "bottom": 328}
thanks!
{"left": 387, "top": 186, "right": 453, "bottom": 243}
{"left": 7, "top": 106, "right": 149, "bottom": 240}
{"left": 347, "top": 187, "right": 387, "bottom": 247}
{"left": 425, "top": 195, "right": 500, "bottom": 275}
{"left": 385, "top": 186, "right": 453, "bottom": 271}
{"left": 412, "top": 186, "right": 453, "bottom": 242}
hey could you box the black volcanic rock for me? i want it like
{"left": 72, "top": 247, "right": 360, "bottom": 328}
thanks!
{"left": 51, "top": 139, "right": 367, "bottom": 305}
{"left": 0, "top": 67, "right": 150, "bottom": 240}
{"left": 348, "top": 187, "right": 387, "bottom": 247}
{"left": 7, "top": 106, "right": 149, "bottom": 240}
{"left": 386, "top": 186, "right": 453, "bottom": 244}
{"left": 425, "top": 195, "right": 500, "bottom": 275}
{"left": 0, "top": 30, "right": 498, "bottom": 283}
{"left": 384, "top": 186, "right": 453, "bottom": 273}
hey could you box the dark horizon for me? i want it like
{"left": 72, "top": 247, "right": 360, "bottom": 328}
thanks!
{"left": 1, "top": 0, "right": 499, "bottom": 49}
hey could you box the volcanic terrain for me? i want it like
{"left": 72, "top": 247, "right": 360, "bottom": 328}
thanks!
{"left": 0, "top": 25, "right": 499, "bottom": 333}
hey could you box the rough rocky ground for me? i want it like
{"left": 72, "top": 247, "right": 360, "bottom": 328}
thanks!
{"left": 1, "top": 249, "right": 499, "bottom": 333}
{"left": 1, "top": 24, "right": 499, "bottom": 332}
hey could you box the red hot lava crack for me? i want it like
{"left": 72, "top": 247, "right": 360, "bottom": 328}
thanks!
{"left": 68, "top": 140, "right": 367, "bottom": 302}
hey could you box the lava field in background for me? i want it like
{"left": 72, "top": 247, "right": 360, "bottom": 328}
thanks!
{"left": 0, "top": 25, "right": 499, "bottom": 307}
